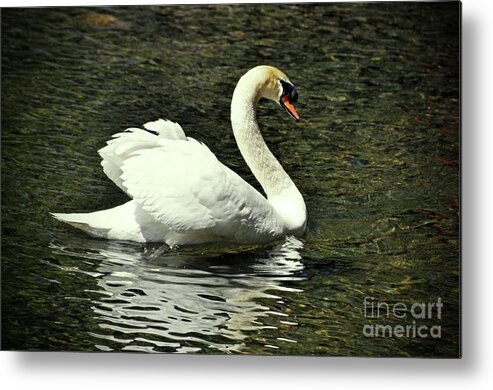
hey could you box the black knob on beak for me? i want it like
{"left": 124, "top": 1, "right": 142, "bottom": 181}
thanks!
{"left": 290, "top": 88, "right": 298, "bottom": 103}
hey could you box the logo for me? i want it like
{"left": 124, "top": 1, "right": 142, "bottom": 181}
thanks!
{"left": 362, "top": 297, "right": 443, "bottom": 338}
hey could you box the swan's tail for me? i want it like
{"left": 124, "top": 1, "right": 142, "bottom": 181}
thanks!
{"left": 51, "top": 200, "right": 171, "bottom": 243}
{"left": 51, "top": 211, "right": 113, "bottom": 239}
{"left": 51, "top": 201, "right": 138, "bottom": 240}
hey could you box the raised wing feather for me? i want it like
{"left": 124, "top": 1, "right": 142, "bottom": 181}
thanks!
{"left": 98, "top": 119, "right": 186, "bottom": 192}
{"left": 143, "top": 118, "right": 186, "bottom": 140}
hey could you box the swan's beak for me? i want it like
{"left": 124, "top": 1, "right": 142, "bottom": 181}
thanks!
{"left": 281, "top": 94, "right": 300, "bottom": 121}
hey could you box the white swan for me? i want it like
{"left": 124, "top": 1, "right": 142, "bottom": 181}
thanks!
{"left": 52, "top": 65, "right": 306, "bottom": 247}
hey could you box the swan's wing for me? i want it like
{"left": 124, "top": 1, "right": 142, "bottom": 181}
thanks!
{"left": 119, "top": 138, "right": 280, "bottom": 236}
{"left": 99, "top": 119, "right": 187, "bottom": 192}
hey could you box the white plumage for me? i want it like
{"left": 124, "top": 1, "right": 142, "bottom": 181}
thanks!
{"left": 52, "top": 66, "right": 307, "bottom": 247}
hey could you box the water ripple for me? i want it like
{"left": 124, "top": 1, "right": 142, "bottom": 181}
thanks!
{"left": 49, "top": 237, "right": 305, "bottom": 353}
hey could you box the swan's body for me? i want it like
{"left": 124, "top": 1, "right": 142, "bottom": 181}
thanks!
{"left": 52, "top": 66, "right": 306, "bottom": 247}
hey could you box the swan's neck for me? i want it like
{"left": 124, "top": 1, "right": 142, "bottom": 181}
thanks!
{"left": 231, "top": 76, "right": 292, "bottom": 198}
{"left": 230, "top": 72, "right": 306, "bottom": 233}
{"left": 231, "top": 68, "right": 306, "bottom": 234}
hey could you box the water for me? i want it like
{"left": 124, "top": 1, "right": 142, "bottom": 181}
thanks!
{"left": 1, "top": 3, "right": 460, "bottom": 356}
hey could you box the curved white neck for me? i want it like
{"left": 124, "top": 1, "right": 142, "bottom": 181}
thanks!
{"left": 230, "top": 71, "right": 307, "bottom": 233}
{"left": 231, "top": 73, "right": 292, "bottom": 198}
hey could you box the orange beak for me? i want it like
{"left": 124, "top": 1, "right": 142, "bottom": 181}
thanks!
{"left": 281, "top": 94, "right": 300, "bottom": 121}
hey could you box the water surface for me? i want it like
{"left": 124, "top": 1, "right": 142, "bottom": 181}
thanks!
{"left": 1, "top": 3, "right": 460, "bottom": 356}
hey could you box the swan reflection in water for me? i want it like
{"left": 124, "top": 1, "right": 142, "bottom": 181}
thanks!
{"left": 50, "top": 236, "right": 305, "bottom": 353}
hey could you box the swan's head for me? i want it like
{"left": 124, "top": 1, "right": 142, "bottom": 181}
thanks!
{"left": 242, "top": 65, "right": 300, "bottom": 121}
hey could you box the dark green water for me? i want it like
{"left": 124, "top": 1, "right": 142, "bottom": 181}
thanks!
{"left": 1, "top": 3, "right": 460, "bottom": 356}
